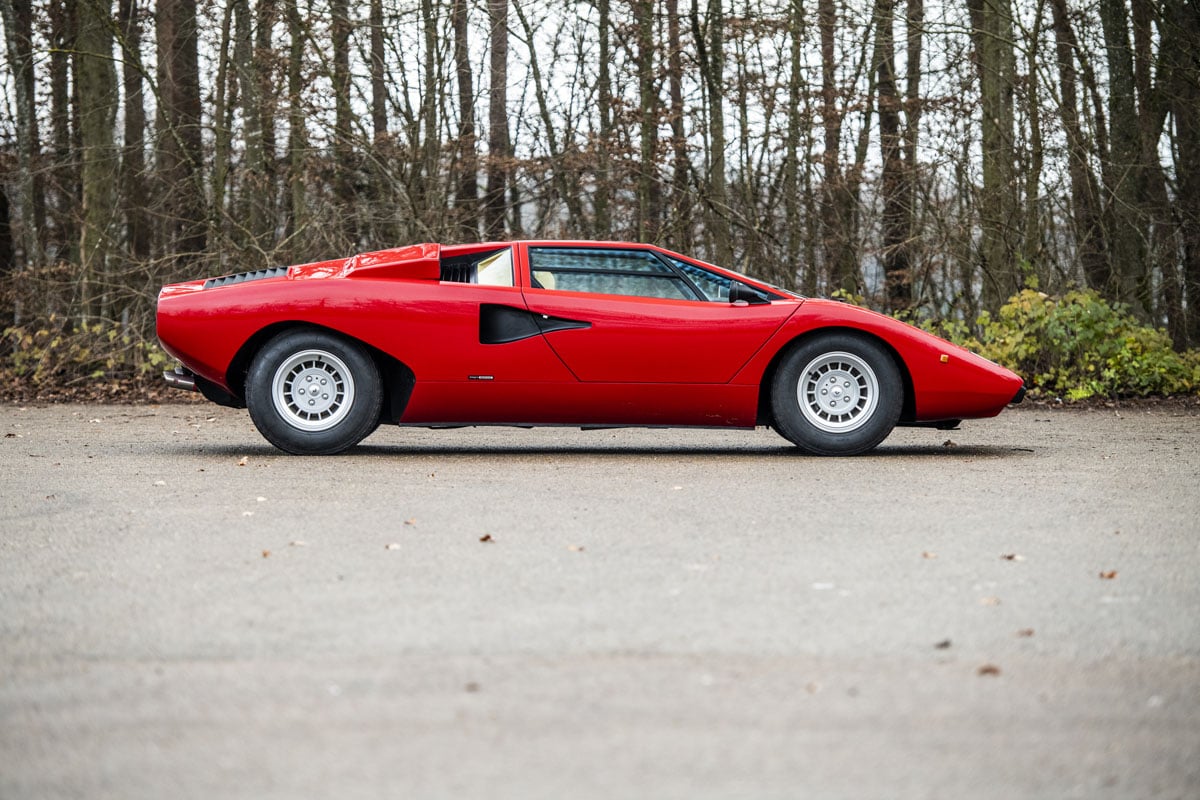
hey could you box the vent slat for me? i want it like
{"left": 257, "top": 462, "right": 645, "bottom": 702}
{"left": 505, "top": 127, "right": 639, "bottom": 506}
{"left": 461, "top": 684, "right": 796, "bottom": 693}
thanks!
{"left": 203, "top": 265, "right": 289, "bottom": 290}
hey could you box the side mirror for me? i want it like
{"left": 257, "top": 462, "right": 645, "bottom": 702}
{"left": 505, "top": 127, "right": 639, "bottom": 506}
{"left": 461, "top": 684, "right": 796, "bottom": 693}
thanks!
{"left": 729, "top": 282, "right": 770, "bottom": 305}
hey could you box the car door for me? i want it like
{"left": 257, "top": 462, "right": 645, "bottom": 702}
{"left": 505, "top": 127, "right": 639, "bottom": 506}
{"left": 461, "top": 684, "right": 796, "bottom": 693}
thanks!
{"left": 518, "top": 244, "right": 797, "bottom": 384}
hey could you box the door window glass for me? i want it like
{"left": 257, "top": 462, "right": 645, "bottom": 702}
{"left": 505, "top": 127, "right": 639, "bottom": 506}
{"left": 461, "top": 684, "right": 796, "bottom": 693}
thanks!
{"left": 528, "top": 247, "right": 698, "bottom": 300}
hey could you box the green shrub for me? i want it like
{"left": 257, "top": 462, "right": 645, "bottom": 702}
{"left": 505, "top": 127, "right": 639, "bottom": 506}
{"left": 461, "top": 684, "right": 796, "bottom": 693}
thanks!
{"left": 2, "top": 315, "right": 170, "bottom": 395}
{"left": 925, "top": 290, "right": 1199, "bottom": 400}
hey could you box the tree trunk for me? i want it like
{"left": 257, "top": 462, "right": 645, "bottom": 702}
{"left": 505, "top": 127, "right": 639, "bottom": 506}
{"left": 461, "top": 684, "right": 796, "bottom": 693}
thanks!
{"left": 156, "top": 0, "right": 207, "bottom": 268}
{"left": 485, "top": 0, "right": 510, "bottom": 239}
{"left": 370, "top": 0, "right": 388, "bottom": 144}
{"left": 1022, "top": 0, "right": 1046, "bottom": 277}
{"left": 902, "top": 0, "right": 923, "bottom": 302}
{"left": 420, "top": 0, "right": 440, "bottom": 224}
{"left": 49, "top": 0, "right": 77, "bottom": 265}
{"left": 633, "top": 0, "right": 660, "bottom": 242}
{"left": 594, "top": 0, "right": 613, "bottom": 238}
{"left": 117, "top": 0, "right": 150, "bottom": 263}
{"left": 967, "top": 0, "right": 1021, "bottom": 309}
{"left": 0, "top": 0, "right": 43, "bottom": 272}
{"left": 665, "top": 0, "right": 691, "bottom": 251}
{"left": 876, "top": 0, "right": 911, "bottom": 311}
{"left": 210, "top": 0, "right": 233, "bottom": 251}
{"left": 818, "top": 0, "right": 858, "bottom": 293}
{"left": 76, "top": 0, "right": 119, "bottom": 317}
{"left": 1049, "top": 0, "right": 1106, "bottom": 291}
{"left": 1098, "top": 0, "right": 1148, "bottom": 315}
{"left": 692, "top": 0, "right": 733, "bottom": 266}
{"left": 782, "top": 0, "right": 805, "bottom": 291}
{"left": 331, "top": 0, "right": 356, "bottom": 247}
{"left": 451, "top": 0, "right": 479, "bottom": 240}
{"left": 234, "top": 0, "right": 270, "bottom": 252}
{"left": 1164, "top": 0, "right": 1200, "bottom": 344}
{"left": 285, "top": 0, "right": 307, "bottom": 256}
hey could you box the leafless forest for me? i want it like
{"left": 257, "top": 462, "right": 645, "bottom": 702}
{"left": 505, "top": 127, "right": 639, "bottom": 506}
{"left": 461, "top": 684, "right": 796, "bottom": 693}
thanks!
{"left": 2, "top": 0, "right": 1199, "bottom": 347}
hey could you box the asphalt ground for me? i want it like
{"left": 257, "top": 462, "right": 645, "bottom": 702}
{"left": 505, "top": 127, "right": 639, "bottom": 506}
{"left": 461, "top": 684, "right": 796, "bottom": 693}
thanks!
{"left": 1, "top": 402, "right": 1198, "bottom": 799}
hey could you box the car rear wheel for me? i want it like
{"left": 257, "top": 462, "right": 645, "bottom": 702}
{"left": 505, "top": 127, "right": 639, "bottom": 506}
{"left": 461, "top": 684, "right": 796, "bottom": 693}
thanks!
{"left": 246, "top": 330, "right": 382, "bottom": 454}
{"left": 770, "top": 333, "right": 902, "bottom": 455}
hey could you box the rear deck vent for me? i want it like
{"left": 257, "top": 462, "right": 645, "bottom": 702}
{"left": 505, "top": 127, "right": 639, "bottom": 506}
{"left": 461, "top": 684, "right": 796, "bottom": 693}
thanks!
{"left": 439, "top": 247, "right": 509, "bottom": 284}
{"left": 204, "top": 265, "right": 289, "bottom": 289}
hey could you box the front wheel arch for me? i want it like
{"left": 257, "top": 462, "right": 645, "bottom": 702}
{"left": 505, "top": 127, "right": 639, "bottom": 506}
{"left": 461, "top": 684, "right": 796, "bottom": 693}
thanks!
{"left": 756, "top": 327, "right": 915, "bottom": 428}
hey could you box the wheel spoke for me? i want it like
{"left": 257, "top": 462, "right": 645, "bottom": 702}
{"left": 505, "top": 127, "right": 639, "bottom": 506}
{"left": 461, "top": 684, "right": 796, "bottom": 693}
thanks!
{"left": 796, "top": 350, "right": 879, "bottom": 433}
{"left": 271, "top": 348, "right": 357, "bottom": 432}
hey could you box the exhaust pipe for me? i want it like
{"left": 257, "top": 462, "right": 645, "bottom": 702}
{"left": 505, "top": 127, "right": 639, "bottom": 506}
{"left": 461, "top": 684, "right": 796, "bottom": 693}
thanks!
{"left": 163, "top": 366, "right": 198, "bottom": 392}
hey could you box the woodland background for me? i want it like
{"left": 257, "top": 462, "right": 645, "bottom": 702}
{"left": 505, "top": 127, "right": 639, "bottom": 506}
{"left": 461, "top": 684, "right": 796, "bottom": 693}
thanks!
{"left": 2, "top": 0, "right": 1199, "bottom": 396}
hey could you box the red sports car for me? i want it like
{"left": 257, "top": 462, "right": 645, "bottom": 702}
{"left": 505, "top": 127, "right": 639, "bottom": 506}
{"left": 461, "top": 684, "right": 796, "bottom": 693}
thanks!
{"left": 156, "top": 241, "right": 1024, "bottom": 455}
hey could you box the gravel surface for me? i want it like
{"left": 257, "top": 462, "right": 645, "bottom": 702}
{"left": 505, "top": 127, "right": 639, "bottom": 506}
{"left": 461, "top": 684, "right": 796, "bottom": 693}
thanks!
{"left": 2, "top": 403, "right": 1198, "bottom": 799}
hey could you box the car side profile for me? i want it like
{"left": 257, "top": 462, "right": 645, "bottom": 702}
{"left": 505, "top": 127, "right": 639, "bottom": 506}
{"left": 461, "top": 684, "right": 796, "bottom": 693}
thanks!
{"left": 156, "top": 240, "right": 1024, "bottom": 455}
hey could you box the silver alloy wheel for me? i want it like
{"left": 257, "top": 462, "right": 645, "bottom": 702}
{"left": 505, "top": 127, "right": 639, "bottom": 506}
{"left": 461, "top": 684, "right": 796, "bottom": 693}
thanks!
{"left": 270, "top": 348, "right": 356, "bottom": 432}
{"left": 797, "top": 350, "right": 879, "bottom": 433}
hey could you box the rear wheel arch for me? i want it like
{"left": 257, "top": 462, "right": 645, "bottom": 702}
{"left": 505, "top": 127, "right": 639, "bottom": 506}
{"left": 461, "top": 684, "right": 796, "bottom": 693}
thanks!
{"left": 228, "top": 322, "right": 415, "bottom": 423}
{"left": 756, "top": 327, "right": 915, "bottom": 427}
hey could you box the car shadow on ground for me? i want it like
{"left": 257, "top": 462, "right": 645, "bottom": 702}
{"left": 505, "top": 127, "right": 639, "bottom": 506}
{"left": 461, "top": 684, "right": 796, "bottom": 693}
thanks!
{"left": 177, "top": 441, "right": 1034, "bottom": 460}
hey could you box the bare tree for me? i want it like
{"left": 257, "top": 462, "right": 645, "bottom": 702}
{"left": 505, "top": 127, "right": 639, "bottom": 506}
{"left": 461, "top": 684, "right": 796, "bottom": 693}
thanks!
{"left": 692, "top": 0, "right": 733, "bottom": 265}
{"left": 76, "top": 0, "right": 119, "bottom": 317}
{"left": 117, "top": 0, "right": 150, "bottom": 264}
{"left": 485, "top": 0, "right": 510, "bottom": 239}
{"left": 967, "top": 0, "right": 1021, "bottom": 308}
{"left": 451, "top": 0, "right": 479, "bottom": 240}
{"left": 1, "top": 0, "right": 43, "bottom": 277}
{"left": 156, "top": 0, "right": 207, "bottom": 266}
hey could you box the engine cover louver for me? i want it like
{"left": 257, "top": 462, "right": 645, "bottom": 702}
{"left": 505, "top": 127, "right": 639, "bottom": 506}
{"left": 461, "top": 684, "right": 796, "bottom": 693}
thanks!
{"left": 203, "top": 266, "right": 289, "bottom": 289}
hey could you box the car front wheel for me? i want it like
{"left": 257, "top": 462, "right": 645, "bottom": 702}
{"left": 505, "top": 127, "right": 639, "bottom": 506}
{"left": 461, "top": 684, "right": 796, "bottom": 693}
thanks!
{"left": 245, "top": 329, "right": 382, "bottom": 454}
{"left": 770, "top": 333, "right": 903, "bottom": 455}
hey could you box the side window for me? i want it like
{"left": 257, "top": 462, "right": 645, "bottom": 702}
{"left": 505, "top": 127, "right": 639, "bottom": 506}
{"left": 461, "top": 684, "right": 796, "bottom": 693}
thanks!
{"left": 667, "top": 257, "right": 733, "bottom": 301}
{"left": 440, "top": 247, "right": 513, "bottom": 287}
{"left": 668, "top": 256, "right": 775, "bottom": 303}
{"left": 528, "top": 248, "right": 698, "bottom": 300}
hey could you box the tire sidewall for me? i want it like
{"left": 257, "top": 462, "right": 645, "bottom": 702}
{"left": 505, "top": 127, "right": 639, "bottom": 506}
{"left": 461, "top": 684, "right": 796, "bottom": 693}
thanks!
{"left": 771, "top": 333, "right": 903, "bottom": 455}
{"left": 246, "top": 330, "right": 382, "bottom": 455}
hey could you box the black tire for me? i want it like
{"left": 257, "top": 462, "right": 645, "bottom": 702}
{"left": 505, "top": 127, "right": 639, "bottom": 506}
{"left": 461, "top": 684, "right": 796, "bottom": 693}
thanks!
{"left": 245, "top": 329, "right": 383, "bottom": 455}
{"left": 770, "top": 332, "right": 903, "bottom": 455}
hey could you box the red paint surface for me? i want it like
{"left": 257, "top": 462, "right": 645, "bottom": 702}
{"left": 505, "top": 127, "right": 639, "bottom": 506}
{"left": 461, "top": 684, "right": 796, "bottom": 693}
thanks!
{"left": 157, "top": 240, "right": 1023, "bottom": 426}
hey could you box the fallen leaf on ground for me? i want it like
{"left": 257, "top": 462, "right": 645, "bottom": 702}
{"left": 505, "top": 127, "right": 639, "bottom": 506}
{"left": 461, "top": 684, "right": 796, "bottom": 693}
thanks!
{"left": 943, "top": 439, "right": 957, "bottom": 448}
{"left": 290, "top": 541, "right": 307, "bottom": 547}
{"left": 154, "top": 480, "right": 166, "bottom": 486}
{"left": 404, "top": 518, "right": 417, "bottom": 526}
{"left": 567, "top": 544, "right": 585, "bottom": 552}
{"left": 479, "top": 534, "right": 493, "bottom": 543}
{"left": 1016, "top": 628, "right": 1035, "bottom": 637}
{"left": 1100, "top": 570, "right": 1118, "bottom": 580}
{"left": 237, "top": 456, "right": 249, "bottom": 467}
{"left": 1001, "top": 553, "right": 1024, "bottom": 561}
{"left": 261, "top": 550, "right": 270, "bottom": 559}
{"left": 384, "top": 543, "right": 401, "bottom": 550}
{"left": 934, "top": 639, "right": 952, "bottom": 649}
{"left": 977, "top": 664, "right": 1002, "bottom": 676}
{"left": 921, "top": 551, "right": 938, "bottom": 559}
{"left": 980, "top": 596, "right": 1001, "bottom": 606}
